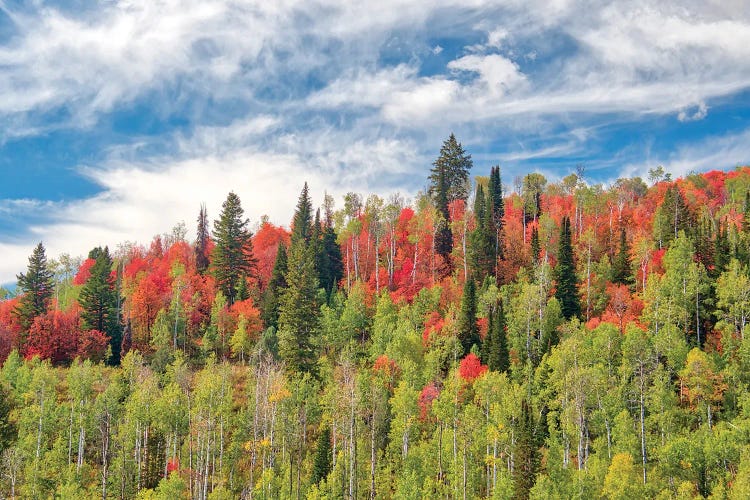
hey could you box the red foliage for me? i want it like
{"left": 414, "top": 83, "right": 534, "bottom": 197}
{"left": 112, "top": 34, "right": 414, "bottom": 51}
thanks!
{"left": 253, "top": 222, "right": 290, "bottom": 289}
{"left": 78, "top": 329, "right": 110, "bottom": 362}
{"left": 601, "top": 284, "right": 644, "bottom": 333}
{"left": 458, "top": 353, "right": 488, "bottom": 382}
{"left": 24, "top": 309, "right": 81, "bottom": 364}
{"left": 477, "top": 317, "right": 489, "bottom": 340}
{"left": 422, "top": 311, "right": 445, "bottom": 345}
{"left": 373, "top": 354, "right": 400, "bottom": 389}
{"left": 167, "top": 458, "right": 179, "bottom": 473}
{"left": 230, "top": 298, "right": 264, "bottom": 337}
{"left": 418, "top": 383, "right": 440, "bottom": 421}
{"left": 73, "top": 258, "right": 96, "bottom": 285}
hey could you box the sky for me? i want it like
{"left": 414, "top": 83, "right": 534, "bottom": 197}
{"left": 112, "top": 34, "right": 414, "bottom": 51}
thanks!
{"left": 1, "top": 0, "right": 750, "bottom": 285}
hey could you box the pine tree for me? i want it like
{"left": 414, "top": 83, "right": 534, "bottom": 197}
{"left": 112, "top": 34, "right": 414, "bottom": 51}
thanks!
{"left": 261, "top": 243, "right": 288, "bottom": 330}
{"left": 428, "top": 133, "right": 473, "bottom": 203}
{"left": 513, "top": 399, "right": 539, "bottom": 500}
{"left": 14, "top": 242, "right": 55, "bottom": 332}
{"left": 530, "top": 226, "right": 540, "bottom": 266}
{"left": 654, "top": 185, "right": 693, "bottom": 248}
{"left": 610, "top": 227, "right": 633, "bottom": 286}
{"left": 317, "top": 206, "right": 343, "bottom": 299}
{"left": 195, "top": 204, "right": 210, "bottom": 274}
{"left": 469, "top": 183, "right": 494, "bottom": 279}
{"left": 429, "top": 134, "right": 473, "bottom": 273}
{"left": 457, "top": 278, "right": 479, "bottom": 356}
{"left": 555, "top": 216, "right": 580, "bottom": 319}
{"left": 311, "top": 425, "right": 332, "bottom": 485}
{"left": 482, "top": 299, "right": 509, "bottom": 372}
{"left": 212, "top": 192, "right": 257, "bottom": 305}
{"left": 489, "top": 165, "right": 504, "bottom": 261}
{"left": 291, "top": 182, "right": 313, "bottom": 246}
{"left": 278, "top": 185, "right": 321, "bottom": 374}
{"left": 78, "top": 246, "right": 122, "bottom": 364}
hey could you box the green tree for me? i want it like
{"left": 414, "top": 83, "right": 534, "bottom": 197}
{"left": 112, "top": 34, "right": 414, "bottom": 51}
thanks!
{"left": 212, "top": 192, "right": 257, "bottom": 305}
{"left": 317, "top": 195, "right": 344, "bottom": 298}
{"left": 428, "top": 133, "right": 473, "bottom": 204}
{"left": 15, "top": 242, "right": 55, "bottom": 333}
{"left": 278, "top": 185, "right": 321, "bottom": 374}
{"left": 457, "top": 278, "right": 479, "bottom": 356}
{"left": 610, "top": 227, "right": 633, "bottom": 286}
{"left": 195, "top": 203, "right": 210, "bottom": 274}
{"left": 555, "top": 216, "right": 581, "bottom": 319}
{"left": 470, "top": 183, "right": 495, "bottom": 279}
{"left": 78, "top": 246, "right": 121, "bottom": 364}
{"left": 513, "top": 399, "right": 539, "bottom": 499}
{"left": 311, "top": 425, "right": 332, "bottom": 485}
{"left": 261, "top": 243, "right": 287, "bottom": 330}
{"left": 482, "top": 299, "right": 508, "bottom": 372}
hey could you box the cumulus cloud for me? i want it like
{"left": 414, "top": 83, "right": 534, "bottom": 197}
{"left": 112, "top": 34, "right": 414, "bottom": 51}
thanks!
{"left": 2, "top": 0, "right": 750, "bottom": 283}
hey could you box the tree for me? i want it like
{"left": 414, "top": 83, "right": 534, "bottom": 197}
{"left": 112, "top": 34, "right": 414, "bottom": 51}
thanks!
{"left": 278, "top": 185, "right": 321, "bottom": 374}
{"left": 261, "top": 243, "right": 288, "bottom": 330}
{"left": 482, "top": 299, "right": 509, "bottom": 372}
{"left": 513, "top": 399, "right": 539, "bottom": 499}
{"left": 457, "top": 278, "right": 479, "bottom": 356}
{"left": 489, "top": 165, "right": 505, "bottom": 263}
{"left": 312, "top": 425, "right": 332, "bottom": 485}
{"left": 555, "top": 216, "right": 581, "bottom": 319}
{"left": 317, "top": 197, "right": 344, "bottom": 298}
{"left": 430, "top": 134, "right": 473, "bottom": 273}
{"left": 610, "top": 227, "right": 633, "bottom": 286}
{"left": 428, "top": 133, "right": 473, "bottom": 203}
{"left": 14, "top": 242, "right": 54, "bottom": 333}
{"left": 291, "top": 182, "right": 313, "bottom": 246}
{"left": 78, "top": 246, "right": 121, "bottom": 364}
{"left": 470, "top": 183, "right": 495, "bottom": 279}
{"left": 195, "top": 204, "right": 210, "bottom": 274}
{"left": 212, "top": 192, "right": 257, "bottom": 304}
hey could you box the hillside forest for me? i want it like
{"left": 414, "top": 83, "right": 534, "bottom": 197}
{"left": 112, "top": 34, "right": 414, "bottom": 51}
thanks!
{"left": 4, "top": 135, "right": 750, "bottom": 499}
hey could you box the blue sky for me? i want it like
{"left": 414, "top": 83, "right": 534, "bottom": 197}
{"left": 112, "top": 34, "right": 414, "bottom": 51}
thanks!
{"left": 1, "top": 0, "right": 750, "bottom": 284}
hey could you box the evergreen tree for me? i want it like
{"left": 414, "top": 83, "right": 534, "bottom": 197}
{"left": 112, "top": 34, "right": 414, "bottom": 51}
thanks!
{"left": 513, "top": 399, "right": 539, "bottom": 500}
{"left": 469, "top": 183, "right": 494, "bottom": 279}
{"left": 291, "top": 182, "right": 313, "bottom": 246}
{"left": 212, "top": 192, "right": 257, "bottom": 305}
{"left": 78, "top": 246, "right": 122, "bottom": 364}
{"left": 14, "top": 242, "right": 55, "bottom": 332}
{"left": 317, "top": 206, "right": 343, "bottom": 299}
{"left": 530, "top": 226, "right": 540, "bottom": 266}
{"left": 195, "top": 204, "right": 210, "bottom": 274}
{"left": 555, "top": 216, "right": 580, "bottom": 319}
{"left": 482, "top": 299, "right": 509, "bottom": 372}
{"left": 429, "top": 134, "right": 473, "bottom": 272}
{"left": 428, "top": 133, "right": 473, "bottom": 203}
{"left": 489, "top": 165, "right": 504, "bottom": 261}
{"left": 311, "top": 425, "right": 332, "bottom": 485}
{"left": 457, "top": 278, "right": 479, "bottom": 356}
{"left": 261, "top": 243, "right": 288, "bottom": 330}
{"left": 654, "top": 185, "right": 693, "bottom": 248}
{"left": 278, "top": 185, "right": 321, "bottom": 374}
{"left": 610, "top": 227, "right": 633, "bottom": 286}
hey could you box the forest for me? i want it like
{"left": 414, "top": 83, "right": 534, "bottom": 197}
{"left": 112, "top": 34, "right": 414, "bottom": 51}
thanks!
{"left": 3, "top": 134, "right": 750, "bottom": 499}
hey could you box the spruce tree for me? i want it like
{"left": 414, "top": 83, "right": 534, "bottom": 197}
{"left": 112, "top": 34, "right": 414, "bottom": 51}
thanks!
{"left": 78, "top": 246, "right": 122, "bottom": 364}
{"left": 429, "top": 134, "right": 473, "bottom": 273}
{"left": 261, "top": 243, "right": 288, "bottom": 330}
{"left": 530, "top": 226, "right": 540, "bottom": 266}
{"left": 610, "top": 227, "right": 633, "bottom": 286}
{"left": 317, "top": 207, "right": 343, "bottom": 299}
{"left": 489, "top": 165, "right": 504, "bottom": 261}
{"left": 195, "top": 204, "right": 210, "bottom": 274}
{"left": 555, "top": 216, "right": 580, "bottom": 319}
{"left": 291, "top": 182, "right": 313, "bottom": 246}
{"left": 428, "top": 133, "right": 473, "bottom": 203}
{"left": 457, "top": 278, "right": 479, "bottom": 356}
{"left": 311, "top": 425, "right": 332, "bottom": 485}
{"left": 513, "top": 399, "right": 539, "bottom": 500}
{"left": 470, "top": 183, "right": 495, "bottom": 279}
{"left": 212, "top": 192, "right": 257, "bottom": 304}
{"left": 14, "top": 242, "right": 54, "bottom": 332}
{"left": 278, "top": 185, "right": 321, "bottom": 374}
{"left": 482, "top": 299, "right": 509, "bottom": 372}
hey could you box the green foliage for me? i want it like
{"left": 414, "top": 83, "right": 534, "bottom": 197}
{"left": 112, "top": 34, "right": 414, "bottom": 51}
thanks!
{"left": 457, "top": 278, "right": 479, "bottom": 356}
{"left": 15, "top": 242, "right": 55, "bottom": 332}
{"left": 212, "top": 191, "right": 257, "bottom": 304}
{"left": 555, "top": 216, "right": 580, "bottom": 320}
